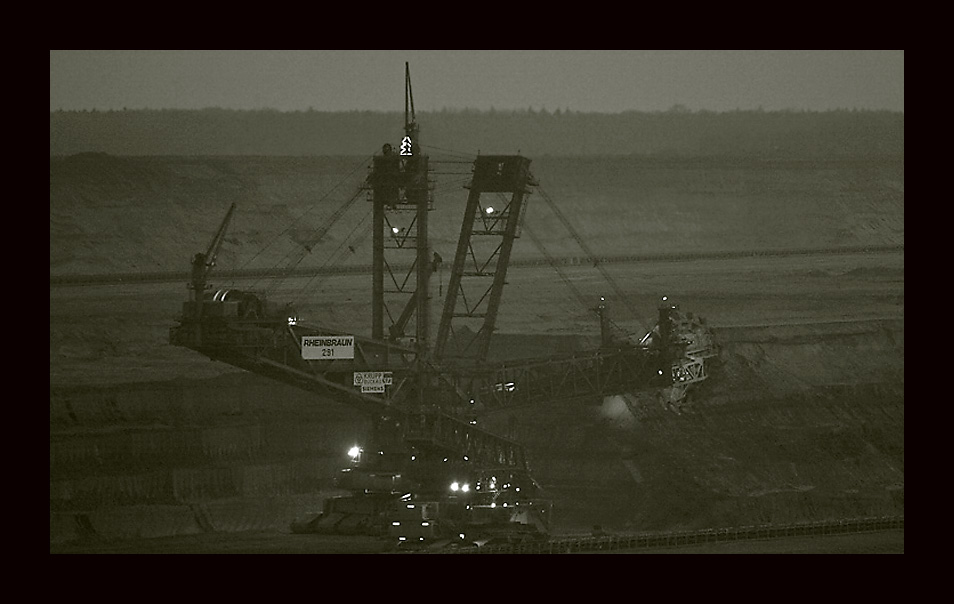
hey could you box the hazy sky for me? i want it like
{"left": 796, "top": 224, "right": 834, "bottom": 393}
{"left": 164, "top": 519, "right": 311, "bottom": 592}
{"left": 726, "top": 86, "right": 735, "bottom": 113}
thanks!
{"left": 50, "top": 50, "right": 904, "bottom": 113}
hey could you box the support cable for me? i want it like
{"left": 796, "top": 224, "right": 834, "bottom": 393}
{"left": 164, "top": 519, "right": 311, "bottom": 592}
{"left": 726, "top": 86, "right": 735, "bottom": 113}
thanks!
{"left": 290, "top": 207, "right": 373, "bottom": 304}
{"left": 258, "top": 186, "right": 366, "bottom": 293}
{"left": 421, "top": 144, "right": 477, "bottom": 159}
{"left": 238, "top": 153, "right": 373, "bottom": 276}
{"left": 535, "top": 184, "right": 647, "bottom": 331}
{"left": 522, "top": 222, "right": 592, "bottom": 313}
{"left": 430, "top": 176, "right": 474, "bottom": 196}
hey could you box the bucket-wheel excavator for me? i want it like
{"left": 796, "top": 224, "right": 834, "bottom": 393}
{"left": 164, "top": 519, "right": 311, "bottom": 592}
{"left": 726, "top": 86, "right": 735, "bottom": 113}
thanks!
{"left": 170, "top": 64, "right": 717, "bottom": 547}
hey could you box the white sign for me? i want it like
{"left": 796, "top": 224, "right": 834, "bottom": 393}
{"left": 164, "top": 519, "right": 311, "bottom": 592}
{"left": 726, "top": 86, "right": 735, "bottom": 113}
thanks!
{"left": 354, "top": 371, "right": 393, "bottom": 393}
{"left": 400, "top": 136, "right": 413, "bottom": 156}
{"left": 353, "top": 371, "right": 393, "bottom": 386}
{"left": 302, "top": 336, "right": 354, "bottom": 360}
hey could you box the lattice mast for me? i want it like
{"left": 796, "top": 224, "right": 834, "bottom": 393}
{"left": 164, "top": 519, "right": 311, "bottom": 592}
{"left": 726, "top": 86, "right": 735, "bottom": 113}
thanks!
{"left": 370, "top": 63, "right": 432, "bottom": 355}
{"left": 434, "top": 156, "right": 535, "bottom": 362}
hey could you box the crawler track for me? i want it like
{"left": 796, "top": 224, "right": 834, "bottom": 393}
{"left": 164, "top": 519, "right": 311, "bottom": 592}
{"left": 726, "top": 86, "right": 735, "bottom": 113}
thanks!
{"left": 427, "top": 516, "right": 904, "bottom": 554}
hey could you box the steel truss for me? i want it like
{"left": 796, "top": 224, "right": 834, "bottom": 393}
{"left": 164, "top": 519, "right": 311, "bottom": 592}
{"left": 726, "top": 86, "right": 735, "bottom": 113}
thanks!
{"left": 435, "top": 156, "right": 536, "bottom": 361}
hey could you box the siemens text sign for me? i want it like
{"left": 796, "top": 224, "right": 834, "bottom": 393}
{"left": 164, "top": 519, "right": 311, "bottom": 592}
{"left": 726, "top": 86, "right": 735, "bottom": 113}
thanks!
{"left": 302, "top": 336, "right": 354, "bottom": 360}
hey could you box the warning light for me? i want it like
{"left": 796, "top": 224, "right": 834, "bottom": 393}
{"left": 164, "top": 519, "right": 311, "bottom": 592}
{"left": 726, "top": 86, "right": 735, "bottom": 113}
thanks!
{"left": 348, "top": 446, "right": 361, "bottom": 460}
{"left": 391, "top": 227, "right": 401, "bottom": 234}
{"left": 485, "top": 206, "right": 495, "bottom": 214}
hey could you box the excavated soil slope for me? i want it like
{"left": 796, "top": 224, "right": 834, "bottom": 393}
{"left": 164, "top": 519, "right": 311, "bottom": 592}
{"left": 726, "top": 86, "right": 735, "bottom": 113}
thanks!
{"left": 50, "top": 154, "right": 903, "bottom": 544}
{"left": 50, "top": 154, "right": 904, "bottom": 276}
{"left": 486, "top": 320, "right": 904, "bottom": 532}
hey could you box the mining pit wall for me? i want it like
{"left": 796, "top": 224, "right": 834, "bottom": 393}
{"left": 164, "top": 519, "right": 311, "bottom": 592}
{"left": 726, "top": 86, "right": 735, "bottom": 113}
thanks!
{"left": 50, "top": 318, "right": 903, "bottom": 544}
{"left": 50, "top": 374, "right": 368, "bottom": 544}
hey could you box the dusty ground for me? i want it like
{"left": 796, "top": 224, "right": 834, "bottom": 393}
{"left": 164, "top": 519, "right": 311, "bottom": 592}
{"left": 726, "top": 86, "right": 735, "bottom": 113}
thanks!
{"left": 49, "top": 528, "right": 903, "bottom": 554}
{"left": 50, "top": 154, "right": 903, "bottom": 552}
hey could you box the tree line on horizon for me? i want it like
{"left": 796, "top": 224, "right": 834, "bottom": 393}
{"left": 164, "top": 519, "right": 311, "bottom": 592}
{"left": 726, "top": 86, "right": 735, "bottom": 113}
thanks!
{"left": 50, "top": 107, "right": 904, "bottom": 158}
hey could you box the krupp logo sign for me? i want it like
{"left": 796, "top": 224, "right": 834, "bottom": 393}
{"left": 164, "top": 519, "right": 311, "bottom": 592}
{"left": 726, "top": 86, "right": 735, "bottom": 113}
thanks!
{"left": 354, "top": 371, "right": 393, "bottom": 393}
{"left": 301, "top": 336, "right": 354, "bottom": 360}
